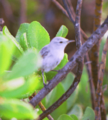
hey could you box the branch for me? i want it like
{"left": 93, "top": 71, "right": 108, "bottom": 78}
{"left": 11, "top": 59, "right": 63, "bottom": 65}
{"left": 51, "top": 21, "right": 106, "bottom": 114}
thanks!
{"left": 90, "top": 0, "right": 103, "bottom": 90}
{"left": 74, "top": 0, "right": 82, "bottom": 49}
{"left": 84, "top": 54, "right": 95, "bottom": 109}
{"left": 29, "top": 17, "right": 108, "bottom": 107}
{"left": 29, "top": 92, "right": 53, "bottom": 120}
{"left": 95, "top": 37, "right": 108, "bottom": 120}
{"left": 19, "top": 0, "right": 27, "bottom": 24}
{"left": 0, "top": 18, "right": 4, "bottom": 31}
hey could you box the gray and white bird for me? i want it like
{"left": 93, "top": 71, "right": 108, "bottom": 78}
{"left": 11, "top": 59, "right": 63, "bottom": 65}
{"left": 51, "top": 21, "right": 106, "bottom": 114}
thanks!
{"left": 40, "top": 37, "right": 75, "bottom": 85}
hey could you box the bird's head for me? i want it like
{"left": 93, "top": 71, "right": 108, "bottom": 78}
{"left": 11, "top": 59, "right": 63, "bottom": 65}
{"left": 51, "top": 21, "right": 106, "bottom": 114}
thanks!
{"left": 50, "top": 37, "right": 75, "bottom": 50}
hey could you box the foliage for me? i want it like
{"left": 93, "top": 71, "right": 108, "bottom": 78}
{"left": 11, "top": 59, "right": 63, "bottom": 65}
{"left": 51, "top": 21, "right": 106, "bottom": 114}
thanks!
{"left": 0, "top": 21, "right": 98, "bottom": 119}
{"left": 0, "top": 22, "right": 70, "bottom": 119}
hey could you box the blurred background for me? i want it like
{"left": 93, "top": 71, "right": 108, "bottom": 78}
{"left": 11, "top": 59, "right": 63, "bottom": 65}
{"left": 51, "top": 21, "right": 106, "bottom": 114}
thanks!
{"left": 0, "top": 0, "right": 102, "bottom": 58}
{"left": 0, "top": 0, "right": 108, "bottom": 58}
{"left": 0, "top": 0, "right": 108, "bottom": 119}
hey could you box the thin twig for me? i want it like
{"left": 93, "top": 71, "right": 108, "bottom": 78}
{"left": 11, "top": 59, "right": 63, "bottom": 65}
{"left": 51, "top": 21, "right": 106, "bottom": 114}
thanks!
{"left": 95, "top": 37, "right": 108, "bottom": 120}
{"left": 84, "top": 54, "right": 95, "bottom": 109}
{"left": 52, "top": 0, "right": 88, "bottom": 40}
{"left": 62, "top": 0, "right": 75, "bottom": 24}
{"left": 0, "top": 18, "right": 4, "bottom": 31}
{"left": 29, "top": 17, "right": 108, "bottom": 108}
{"left": 19, "top": 0, "right": 27, "bottom": 24}
{"left": 29, "top": 92, "right": 54, "bottom": 120}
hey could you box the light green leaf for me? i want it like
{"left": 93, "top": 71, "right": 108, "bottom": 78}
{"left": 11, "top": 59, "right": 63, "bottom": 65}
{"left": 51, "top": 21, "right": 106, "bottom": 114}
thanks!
{"left": 16, "top": 23, "right": 29, "bottom": 42}
{"left": 68, "top": 104, "right": 83, "bottom": 120}
{"left": 78, "top": 67, "right": 91, "bottom": 107}
{"left": 0, "top": 99, "right": 37, "bottom": 119}
{"left": 82, "top": 107, "right": 95, "bottom": 120}
{"left": 57, "top": 114, "right": 73, "bottom": 120}
{"left": 27, "top": 21, "right": 50, "bottom": 51}
{"left": 62, "top": 73, "right": 78, "bottom": 111}
{"left": 45, "top": 83, "right": 67, "bottom": 120}
{"left": 20, "top": 33, "right": 28, "bottom": 50}
{"left": 56, "top": 25, "right": 68, "bottom": 37}
{"left": 0, "top": 33, "right": 14, "bottom": 76}
{"left": 3, "top": 26, "right": 23, "bottom": 58}
{"left": 45, "top": 53, "right": 68, "bottom": 80}
{"left": 7, "top": 49, "right": 42, "bottom": 80}
{"left": 70, "top": 114, "right": 78, "bottom": 120}
{"left": 0, "top": 75, "right": 43, "bottom": 98}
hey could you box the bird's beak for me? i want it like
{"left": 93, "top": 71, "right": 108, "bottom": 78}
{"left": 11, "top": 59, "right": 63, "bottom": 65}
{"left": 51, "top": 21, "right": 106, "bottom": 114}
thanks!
{"left": 67, "top": 40, "right": 75, "bottom": 43}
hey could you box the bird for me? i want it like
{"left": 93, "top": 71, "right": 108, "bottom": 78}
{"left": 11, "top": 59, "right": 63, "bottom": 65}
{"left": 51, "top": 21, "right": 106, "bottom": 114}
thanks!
{"left": 40, "top": 37, "right": 75, "bottom": 85}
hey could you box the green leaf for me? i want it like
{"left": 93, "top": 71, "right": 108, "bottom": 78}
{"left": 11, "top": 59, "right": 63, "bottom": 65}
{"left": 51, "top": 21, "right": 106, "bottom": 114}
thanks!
{"left": 70, "top": 114, "right": 78, "bottom": 120}
{"left": 16, "top": 23, "right": 29, "bottom": 42}
{"left": 7, "top": 49, "right": 42, "bottom": 80}
{"left": 20, "top": 33, "right": 28, "bottom": 50}
{"left": 27, "top": 21, "right": 50, "bottom": 51}
{"left": 78, "top": 67, "right": 91, "bottom": 107}
{"left": 0, "top": 33, "right": 14, "bottom": 76}
{"left": 45, "top": 83, "right": 67, "bottom": 120}
{"left": 82, "top": 107, "right": 95, "bottom": 120}
{"left": 57, "top": 114, "right": 73, "bottom": 120}
{"left": 0, "top": 99, "right": 37, "bottom": 119}
{"left": 62, "top": 73, "right": 78, "bottom": 111}
{"left": 56, "top": 25, "right": 68, "bottom": 37}
{"left": 0, "top": 75, "right": 43, "bottom": 98}
{"left": 3, "top": 26, "right": 23, "bottom": 58}
{"left": 68, "top": 104, "right": 83, "bottom": 120}
{"left": 45, "top": 53, "right": 68, "bottom": 80}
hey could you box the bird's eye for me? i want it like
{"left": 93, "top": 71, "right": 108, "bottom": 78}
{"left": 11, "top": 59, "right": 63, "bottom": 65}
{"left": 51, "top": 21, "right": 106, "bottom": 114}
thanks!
{"left": 60, "top": 41, "right": 63, "bottom": 43}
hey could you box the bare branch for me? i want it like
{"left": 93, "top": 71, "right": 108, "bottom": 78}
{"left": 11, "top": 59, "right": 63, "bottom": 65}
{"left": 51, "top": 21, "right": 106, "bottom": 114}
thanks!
{"left": 29, "top": 17, "right": 108, "bottom": 107}
{"left": 95, "top": 37, "right": 108, "bottom": 120}
{"left": 19, "top": 0, "right": 27, "bottom": 24}
{"left": 90, "top": 0, "right": 103, "bottom": 90}
{"left": 84, "top": 54, "right": 95, "bottom": 109}
{"left": 62, "top": 0, "right": 75, "bottom": 24}
{"left": 51, "top": 0, "right": 69, "bottom": 18}
{"left": 0, "top": 18, "right": 4, "bottom": 31}
{"left": 74, "top": 0, "right": 82, "bottom": 49}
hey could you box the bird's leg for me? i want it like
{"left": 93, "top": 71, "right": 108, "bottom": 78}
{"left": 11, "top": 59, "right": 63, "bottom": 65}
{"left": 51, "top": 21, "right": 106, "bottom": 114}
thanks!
{"left": 42, "top": 70, "right": 46, "bottom": 86}
{"left": 41, "top": 70, "right": 50, "bottom": 90}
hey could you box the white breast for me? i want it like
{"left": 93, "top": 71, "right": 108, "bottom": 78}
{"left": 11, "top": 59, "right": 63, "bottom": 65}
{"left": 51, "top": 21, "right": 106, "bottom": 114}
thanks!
{"left": 42, "top": 50, "right": 64, "bottom": 72}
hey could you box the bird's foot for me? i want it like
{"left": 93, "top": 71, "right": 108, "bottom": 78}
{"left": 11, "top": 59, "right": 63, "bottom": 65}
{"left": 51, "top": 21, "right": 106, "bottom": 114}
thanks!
{"left": 43, "top": 82, "right": 50, "bottom": 91}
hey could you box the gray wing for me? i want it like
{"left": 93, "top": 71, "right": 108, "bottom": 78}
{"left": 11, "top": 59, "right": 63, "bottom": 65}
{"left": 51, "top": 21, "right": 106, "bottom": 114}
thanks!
{"left": 40, "top": 45, "right": 49, "bottom": 59}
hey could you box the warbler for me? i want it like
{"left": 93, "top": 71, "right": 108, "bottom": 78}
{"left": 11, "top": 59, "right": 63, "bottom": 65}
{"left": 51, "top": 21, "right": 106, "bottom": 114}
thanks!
{"left": 40, "top": 37, "right": 75, "bottom": 85}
